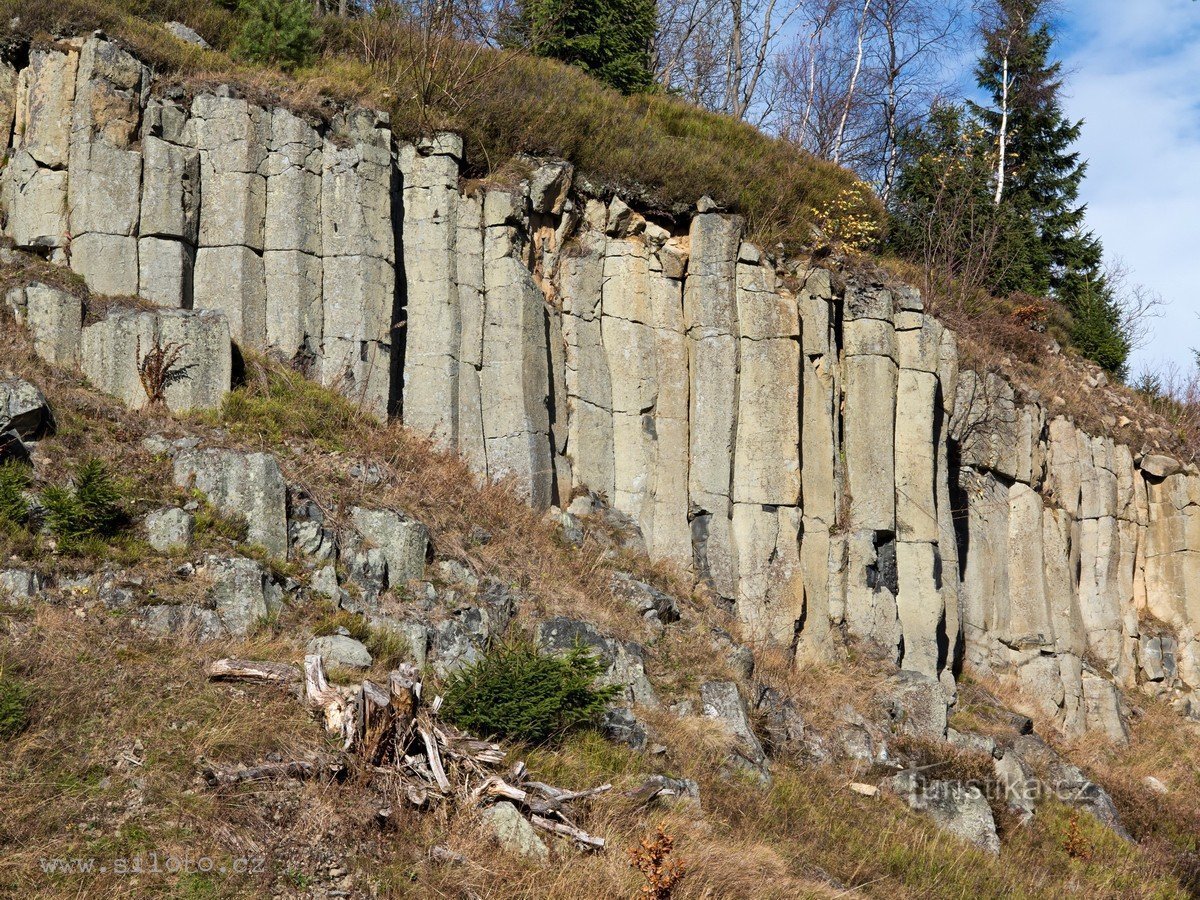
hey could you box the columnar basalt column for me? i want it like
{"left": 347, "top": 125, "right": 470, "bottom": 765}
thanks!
{"left": 732, "top": 245, "right": 802, "bottom": 644}
{"left": 319, "top": 109, "right": 396, "bottom": 418}
{"left": 479, "top": 187, "right": 553, "bottom": 508}
{"left": 400, "top": 134, "right": 463, "bottom": 445}
{"left": 67, "top": 37, "right": 148, "bottom": 296}
{"left": 684, "top": 212, "right": 741, "bottom": 600}
{"left": 264, "top": 108, "right": 323, "bottom": 364}
{"left": 140, "top": 98, "right": 200, "bottom": 308}
{"left": 2, "top": 44, "right": 78, "bottom": 260}
{"left": 191, "top": 93, "right": 270, "bottom": 346}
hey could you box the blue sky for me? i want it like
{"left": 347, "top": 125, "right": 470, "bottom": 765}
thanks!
{"left": 1051, "top": 0, "right": 1200, "bottom": 373}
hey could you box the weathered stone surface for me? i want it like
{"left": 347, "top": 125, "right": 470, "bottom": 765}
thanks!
{"left": 194, "top": 245, "right": 267, "bottom": 347}
{"left": 481, "top": 802, "right": 548, "bottom": 860}
{"left": 0, "top": 377, "right": 49, "bottom": 440}
{"left": 307, "top": 634, "right": 372, "bottom": 669}
{"left": 71, "top": 232, "right": 139, "bottom": 296}
{"left": 700, "top": 680, "right": 769, "bottom": 776}
{"left": 165, "top": 21, "right": 211, "bottom": 48}
{"left": 0, "top": 569, "right": 41, "bottom": 602}
{"left": 140, "top": 135, "right": 200, "bottom": 242}
{"left": 890, "top": 772, "right": 999, "bottom": 854}
{"left": 480, "top": 189, "right": 553, "bottom": 507}
{"left": 174, "top": 449, "right": 288, "bottom": 557}
{"left": 881, "top": 671, "right": 949, "bottom": 740}
{"left": 81, "top": 308, "right": 231, "bottom": 413}
{"left": 1082, "top": 670, "right": 1129, "bottom": 744}
{"left": 611, "top": 572, "right": 680, "bottom": 625}
{"left": 13, "top": 48, "right": 79, "bottom": 168}
{"left": 346, "top": 507, "right": 429, "bottom": 587}
{"left": 135, "top": 603, "right": 226, "bottom": 642}
{"left": 6, "top": 282, "right": 82, "bottom": 369}
{"left": 1, "top": 151, "right": 69, "bottom": 253}
{"left": 138, "top": 237, "right": 194, "bottom": 308}
{"left": 145, "top": 507, "right": 194, "bottom": 552}
{"left": 202, "top": 555, "right": 281, "bottom": 637}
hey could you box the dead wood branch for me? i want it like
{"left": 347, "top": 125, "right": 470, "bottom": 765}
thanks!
{"left": 206, "top": 658, "right": 301, "bottom": 684}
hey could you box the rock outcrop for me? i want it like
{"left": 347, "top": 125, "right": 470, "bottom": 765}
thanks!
{"left": 4, "top": 34, "right": 1200, "bottom": 741}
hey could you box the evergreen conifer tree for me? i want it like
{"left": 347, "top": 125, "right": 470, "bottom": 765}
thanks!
{"left": 969, "top": 0, "right": 1128, "bottom": 374}
{"left": 506, "top": 0, "right": 657, "bottom": 93}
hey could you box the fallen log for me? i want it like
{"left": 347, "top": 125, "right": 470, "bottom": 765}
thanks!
{"left": 206, "top": 658, "right": 300, "bottom": 684}
{"left": 201, "top": 759, "right": 317, "bottom": 786}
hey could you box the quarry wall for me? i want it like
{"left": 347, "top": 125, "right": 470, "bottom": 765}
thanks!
{"left": 4, "top": 35, "right": 1200, "bottom": 740}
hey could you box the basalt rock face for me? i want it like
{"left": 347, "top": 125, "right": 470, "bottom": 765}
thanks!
{"left": 4, "top": 36, "right": 1200, "bottom": 740}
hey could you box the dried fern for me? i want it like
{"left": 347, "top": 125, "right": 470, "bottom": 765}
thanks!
{"left": 136, "top": 336, "right": 194, "bottom": 406}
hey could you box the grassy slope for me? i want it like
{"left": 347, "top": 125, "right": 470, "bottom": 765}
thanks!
{"left": 1, "top": 257, "right": 1198, "bottom": 898}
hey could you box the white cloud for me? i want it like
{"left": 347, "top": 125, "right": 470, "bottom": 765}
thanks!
{"left": 1057, "top": 0, "right": 1200, "bottom": 372}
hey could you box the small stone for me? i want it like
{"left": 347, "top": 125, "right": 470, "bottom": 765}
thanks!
{"left": 164, "top": 21, "right": 211, "bottom": 48}
{"left": 1143, "top": 776, "right": 1168, "bottom": 795}
{"left": 481, "top": 802, "right": 548, "bottom": 860}
{"left": 848, "top": 782, "right": 878, "bottom": 797}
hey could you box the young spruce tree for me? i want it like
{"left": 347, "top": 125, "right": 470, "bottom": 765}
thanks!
{"left": 506, "top": 0, "right": 657, "bottom": 94}
{"left": 969, "top": 0, "right": 1129, "bottom": 375}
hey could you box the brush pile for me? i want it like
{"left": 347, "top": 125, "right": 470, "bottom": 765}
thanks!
{"left": 203, "top": 655, "right": 610, "bottom": 851}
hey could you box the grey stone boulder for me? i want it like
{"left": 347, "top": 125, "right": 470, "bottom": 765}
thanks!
{"left": 601, "top": 707, "right": 649, "bottom": 751}
{"left": 890, "top": 771, "right": 999, "bottom": 854}
{"left": 993, "top": 750, "right": 1037, "bottom": 824}
{"left": 701, "top": 680, "right": 769, "bottom": 777}
{"left": 1081, "top": 670, "right": 1130, "bottom": 744}
{"left": 288, "top": 497, "right": 336, "bottom": 563}
{"left": 144, "top": 507, "right": 194, "bottom": 552}
{"left": 6, "top": 282, "right": 83, "bottom": 368}
{"left": 174, "top": 449, "right": 288, "bottom": 558}
{"left": 1010, "top": 734, "right": 1130, "bottom": 840}
{"left": 307, "top": 634, "right": 372, "bottom": 669}
{"left": 135, "top": 603, "right": 226, "bottom": 642}
{"left": 431, "top": 617, "right": 483, "bottom": 676}
{"left": 369, "top": 615, "right": 428, "bottom": 669}
{"left": 0, "top": 377, "right": 51, "bottom": 440}
{"left": 636, "top": 774, "right": 701, "bottom": 810}
{"left": 611, "top": 572, "right": 680, "bottom": 626}
{"left": 753, "top": 685, "right": 806, "bottom": 756}
{"left": 165, "top": 21, "right": 211, "bottom": 48}
{"left": 0, "top": 569, "right": 41, "bottom": 602}
{"left": 1140, "top": 635, "right": 1177, "bottom": 683}
{"left": 481, "top": 802, "right": 548, "bottom": 860}
{"left": 81, "top": 308, "right": 232, "bottom": 414}
{"left": 537, "top": 617, "right": 656, "bottom": 706}
{"left": 202, "top": 555, "right": 282, "bottom": 637}
{"left": 527, "top": 160, "right": 573, "bottom": 215}
{"left": 1139, "top": 454, "right": 1182, "bottom": 479}
{"left": 343, "top": 507, "right": 429, "bottom": 589}
{"left": 880, "top": 671, "right": 950, "bottom": 740}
